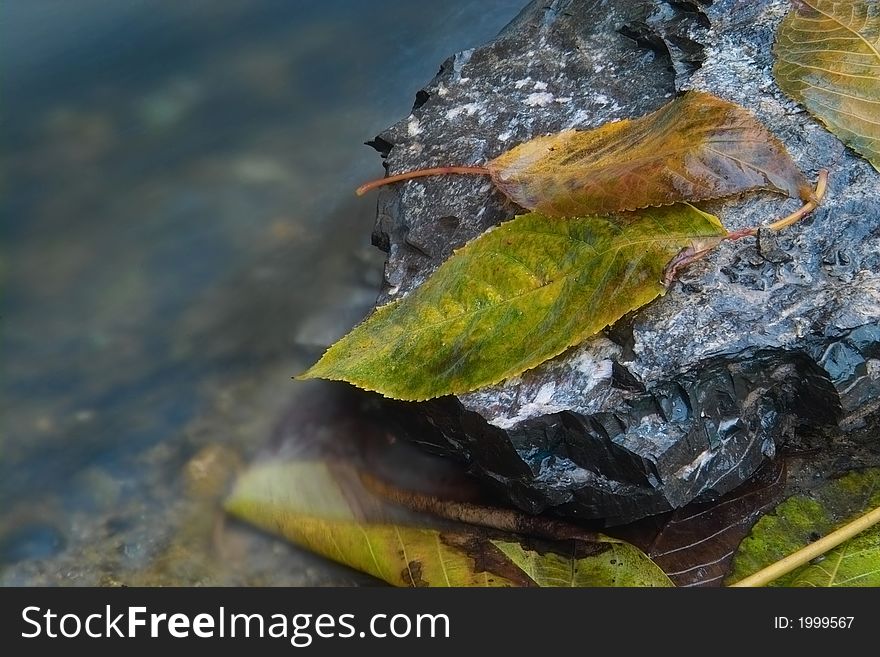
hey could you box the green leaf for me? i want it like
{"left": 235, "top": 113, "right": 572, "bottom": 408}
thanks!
{"left": 225, "top": 462, "right": 516, "bottom": 586}
{"left": 230, "top": 513, "right": 519, "bottom": 587}
{"left": 774, "top": 0, "right": 880, "bottom": 170}
{"left": 225, "top": 461, "right": 672, "bottom": 587}
{"left": 728, "top": 468, "right": 880, "bottom": 586}
{"left": 487, "top": 90, "right": 811, "bottom": 215}
{"left": 492, "top": 540, "right": 672, "bottom": 587}
{"left": 786, "top": 524, "right": 880, "bottom": 587}
{"left": 300, "top": 204, "right": 727, "bottom": 400}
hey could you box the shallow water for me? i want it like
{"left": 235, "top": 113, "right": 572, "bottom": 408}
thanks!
{"left": 1, "top": 0, "right": 525, "bottom": 585}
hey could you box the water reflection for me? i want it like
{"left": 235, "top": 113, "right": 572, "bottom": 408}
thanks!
{"left": 1, "top": 0, "right": 525, "bottom": 585}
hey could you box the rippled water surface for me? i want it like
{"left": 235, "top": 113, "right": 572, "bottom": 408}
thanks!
{"left": 1, "top": 0, "right": 525, "bottom": 585}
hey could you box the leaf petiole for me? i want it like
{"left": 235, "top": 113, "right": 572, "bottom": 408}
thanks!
{"left": 661, "top": 239, "right": 725, "bottom": 287}
{"left": 726, "top": 168, "right": 829, "bottom": 241}
{"left": 355, "top": 165, "right": 491, "bottom": 196}
{"left": 765, "top": 167, "right": 828, "bottom": 232}
{"left": 662, "top": 169, "right": 828, "bottom": 286}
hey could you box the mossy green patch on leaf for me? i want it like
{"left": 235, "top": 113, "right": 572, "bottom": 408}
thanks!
{"left": 728, "top": 468, "right": 880, "bottom": 586}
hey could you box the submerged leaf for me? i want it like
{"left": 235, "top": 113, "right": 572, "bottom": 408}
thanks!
{"left": 225, "top": 461, "right": 670, "bottom": 587}
{"left": 787, "top": 524, "right": 880, "bottom": 587}
{"left": 614, "top": 460, "right": 787, "bottom": 587}
{"left": 225, "top": 462, "right": 515, "bottom": 586}
{"left": 300, "top": 204, "right": 727, "bottom": 400}
{"left": 774, "top": 0, "right": 880, "bottom": 170}
{"left": 728, "top": 468, "right": 880, "bottom": 586}
{"left": 492, "top": 540, "right": 672, "bottom": 587}
{"left": 487, "top": 90, "right": 810, "bottom": 216}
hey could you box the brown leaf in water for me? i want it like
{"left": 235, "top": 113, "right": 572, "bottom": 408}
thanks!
{"left": 611, "top": 460, "right": 787, "bottom": 587}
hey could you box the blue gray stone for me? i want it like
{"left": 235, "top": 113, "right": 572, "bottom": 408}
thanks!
{"left": 367, "top": 0, "right": 880, "bottom": 522}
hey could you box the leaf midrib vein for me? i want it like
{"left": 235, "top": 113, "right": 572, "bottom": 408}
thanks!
{"left": 385, "top": 229, "right": 715, "bottom": 338}
{"left": 800, "top": 0, "right": 880, "bottom": 62}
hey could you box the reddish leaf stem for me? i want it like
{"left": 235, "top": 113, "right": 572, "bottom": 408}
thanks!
{"left": 355, "top": 165, "right": 491, "bottom": 196}
{"left": 663, "top": 169, "right": 829, "bottom": 286}
{"left": 661, "top": 239, "right": 725, "bottom": 286}
{"left": 727, "top": 168, "right": 829, "bottom": 241}
{"left": 766, "top": 168, "right": 828, "bottom": 232}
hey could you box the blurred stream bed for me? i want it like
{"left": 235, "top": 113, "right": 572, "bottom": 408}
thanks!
{"left": 0, "top": 0, "right": 525, "bottom": 585}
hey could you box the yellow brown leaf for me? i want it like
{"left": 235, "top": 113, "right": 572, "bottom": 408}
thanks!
{"left": 486, "top": 90, "right": 811, "bottom": 216}
{"left": 225, "top": 461, "right": 672, "bottom": 587}
{"left": 774, "top": 0, "right": 880, "bottom": 170}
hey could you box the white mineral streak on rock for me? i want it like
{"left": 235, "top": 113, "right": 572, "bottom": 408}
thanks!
{"left": 445, "top": 102, "right": 484, "bottom": 120}
{"left": 406, "top": 116, "right": 422, "bottom": 137}
{"left": 467, "top": 338, "right": 622, "bottom": 429}
{"left": 489, "top": 382, "right": 569, "bottom": 430}
{"left": 674, "top": 448, "right": 713, "bottom": 480}
{"left": 524, "top": 92, "right": 555, "bottom": 107}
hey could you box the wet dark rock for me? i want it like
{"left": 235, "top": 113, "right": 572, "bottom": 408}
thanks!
{"left": 366, "top": 0, "right": 880, "bottom": 522}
